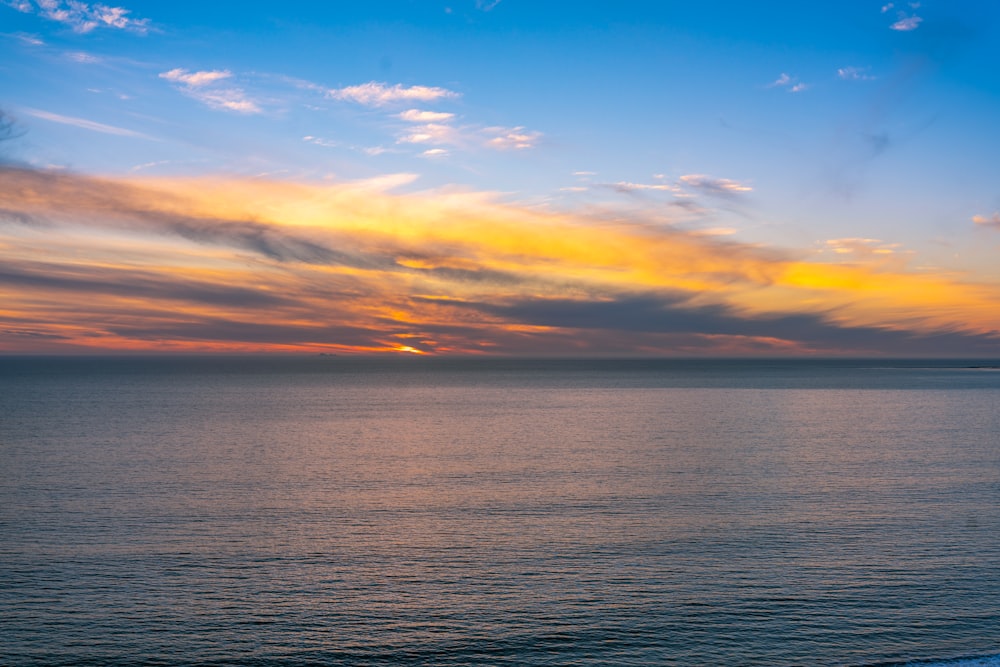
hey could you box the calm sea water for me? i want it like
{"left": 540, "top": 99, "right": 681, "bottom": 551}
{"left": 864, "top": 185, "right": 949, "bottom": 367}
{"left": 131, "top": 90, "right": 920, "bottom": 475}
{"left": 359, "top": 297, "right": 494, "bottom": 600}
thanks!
{"left": 2, "top": 357, "right": 999, "bottom": 666}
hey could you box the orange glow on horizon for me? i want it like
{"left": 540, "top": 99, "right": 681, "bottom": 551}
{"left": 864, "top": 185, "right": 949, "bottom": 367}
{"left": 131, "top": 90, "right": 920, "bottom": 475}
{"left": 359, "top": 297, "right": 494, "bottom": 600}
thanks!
{"left": 2, "top": 168, "right": 1000, "bottom": 355}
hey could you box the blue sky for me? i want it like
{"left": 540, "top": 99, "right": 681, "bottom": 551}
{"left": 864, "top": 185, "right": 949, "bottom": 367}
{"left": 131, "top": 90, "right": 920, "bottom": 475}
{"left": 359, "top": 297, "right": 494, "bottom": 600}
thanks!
{"left": 2, "top": 1, "right": 1000, "bottom": 355}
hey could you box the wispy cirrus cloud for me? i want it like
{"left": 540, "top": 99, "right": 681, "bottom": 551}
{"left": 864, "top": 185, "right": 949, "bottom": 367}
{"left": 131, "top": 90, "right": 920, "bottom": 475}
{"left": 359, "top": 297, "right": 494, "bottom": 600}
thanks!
{"left": 11, "top": 31, "right": 44, "bottom": 45}
{"left": 890, "top": 15, "right": 922, "bottom": 31}
{"left": 396, "top": 118, "right": 542, "bottom": 152}
{"left": 328, "top": 81, "right": 460, "bottom": 106}
{"left": 3, "top": 0, "right": 150, "bottom": 34}
{"left": 678, "top": 174, "right": 752, "bottom": 196}
{"left": 19, "top": 107, "right": 154, "bottom": 139}
{"left": 159, "top": 68, "right": 261, "bottom": 114}
{"left": 887, "top": 2, "right": 923, "bottom": 31}
{"left": 606, "top": 181, "right": 678, "bottom": 194}
{"left": 821, "top": 238, "right": 905, "bottom": 260}
{"left": 302, "top": 135, "right": 339, "bottom": 148}
{"left": 586, "top": 173, "right": 750, "bottom": 204}
{"left": 160, "top": 68, "right": 231, "bottom": 87}
{"left": 837, "top": 66, "right": 875, "bottom": 81}
{"left": 484, "top": 126, "right": 542, "bottom": 150}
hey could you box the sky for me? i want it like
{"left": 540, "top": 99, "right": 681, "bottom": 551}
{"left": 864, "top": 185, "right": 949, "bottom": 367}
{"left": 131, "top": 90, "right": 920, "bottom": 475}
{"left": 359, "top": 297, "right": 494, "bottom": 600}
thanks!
{"left": 2, "top": 0, "right": 1000, "bottom": 356}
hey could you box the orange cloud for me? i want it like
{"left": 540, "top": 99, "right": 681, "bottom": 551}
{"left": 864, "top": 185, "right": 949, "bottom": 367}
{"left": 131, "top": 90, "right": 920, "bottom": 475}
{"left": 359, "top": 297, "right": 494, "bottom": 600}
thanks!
{"left": 1, "top": 166, "right": 999, "bottom": 355}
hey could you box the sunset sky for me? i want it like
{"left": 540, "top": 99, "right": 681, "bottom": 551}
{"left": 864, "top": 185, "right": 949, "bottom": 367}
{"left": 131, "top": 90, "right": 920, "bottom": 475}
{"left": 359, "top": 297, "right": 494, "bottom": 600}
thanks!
{"left": 2, "top": 0, "right": 1000, "bottom": 355}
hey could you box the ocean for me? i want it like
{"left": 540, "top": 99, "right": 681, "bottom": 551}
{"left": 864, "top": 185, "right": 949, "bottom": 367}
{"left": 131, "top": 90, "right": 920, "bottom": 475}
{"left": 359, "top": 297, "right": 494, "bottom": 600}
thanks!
{"left": 1, "top": 357, "right": 999, "bottom": 666}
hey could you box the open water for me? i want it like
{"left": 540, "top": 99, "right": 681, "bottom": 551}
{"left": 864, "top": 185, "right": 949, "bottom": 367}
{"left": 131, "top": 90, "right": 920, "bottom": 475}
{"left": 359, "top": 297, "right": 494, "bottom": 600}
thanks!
{"left": 1, "top": 357, "right": 999, "bottom": 666}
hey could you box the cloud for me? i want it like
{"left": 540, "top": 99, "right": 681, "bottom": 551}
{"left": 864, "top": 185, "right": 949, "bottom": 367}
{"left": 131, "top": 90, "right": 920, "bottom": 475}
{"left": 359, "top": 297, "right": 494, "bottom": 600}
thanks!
{"left": 398, "top": 109, "right": 456, "bottom": 123}
{"left": 822, "top": 238, "right": 902, "bottom": 258}
{"left": 483, "top": 126, "right": 542, "bottom": 150}
{"left": 769, "top": 72, "right": 808, "bottom": 92}
{"left": 328, "top": 81, "right": 460, "bottom": 106}
{"left": 890, "top": 15, "right": 922, "bottom": 31}
{"left": 397, "top": 122, "right": 457, "bottom": 145}
{"left": 972, "top": 213, "right": 1000, "bottom": 229}
{"left": 422, "top": 148, "right": 448, "bottom": 158}
{"left": 476, "top": 0, "right": 501, "bottom": 10}
{"left": 438, "top": 293, "right": 1000, "bottom": 356}
{"left": 606, "top": 181, "right": 678, "bottom": 194}
{"left": 396, "top": 121, "right": 542, "bottom": 152}
{"left": 4, "top": 0, "right": 150, "bottom": 34}
{"left": 19, "top": 107, "right": 155, "bottom": 139}
{"left": 160, "top": 68, "right": 231, "bottom": 87}
{"left": 66, "top": 50, "right": 100, "bottom": 63}
{"left": 881, "top": 3, "right": 894, "bottom": 12}
{"left": 0, "top": 261, "right": 293, "bottom": 309}
{"left": 679, "top": 174, "right": 752, "bottom": 196}
{"left": 12, "top": 32, "right": 44, "bottom": 45}
{"left": 0, "top": 167, "right": 372, "bottom": 265}
{"left": 838, "top": 66, "right": 875, "bottom": 81}
{"left": 2, "top": 165, "right": 1000, "bottom": 355}
{"left": 159, "top": 68, "right": 261, "bottom": 114}
{"left": 303, "top": 135, "right": 339, "bottom": 148}
{"left": 770, "top": 73, "right": 792, "bottom": 87}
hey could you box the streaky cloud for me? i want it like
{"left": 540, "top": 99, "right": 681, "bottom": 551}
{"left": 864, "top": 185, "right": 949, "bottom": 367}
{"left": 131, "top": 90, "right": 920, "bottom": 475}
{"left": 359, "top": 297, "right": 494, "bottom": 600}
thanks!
{"left": 4, "top": 0, "right": 150, "bottom": 34}
{"left": 329, "top": 82, "right": 459, "bottom": 106}
{"left": 3, "top": 165, "right": 1000, "bottom": 355}
{"left": 20, "top": 107, "right": 155, "bottom": 139}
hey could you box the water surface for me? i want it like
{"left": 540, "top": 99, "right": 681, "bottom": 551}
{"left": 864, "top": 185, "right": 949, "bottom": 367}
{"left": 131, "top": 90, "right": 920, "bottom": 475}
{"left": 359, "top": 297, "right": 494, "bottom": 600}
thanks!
{"left": 2, "top": 357, "right": 999, "bottom": 665}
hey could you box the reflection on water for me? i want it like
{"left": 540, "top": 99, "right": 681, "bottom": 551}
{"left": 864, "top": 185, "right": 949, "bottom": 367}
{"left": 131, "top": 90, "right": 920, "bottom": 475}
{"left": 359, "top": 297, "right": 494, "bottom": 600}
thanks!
{"left": 1, "top": 358, "right": 999, "bottom": 665}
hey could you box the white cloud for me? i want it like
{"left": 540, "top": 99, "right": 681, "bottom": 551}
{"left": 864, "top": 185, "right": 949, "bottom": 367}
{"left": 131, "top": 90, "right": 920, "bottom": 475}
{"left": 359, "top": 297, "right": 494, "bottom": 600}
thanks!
{"left": 770, "top": 73, "right": 791, "bottom": 87}
{"left": 881, "top": 2, "right": 894, "bottom": 12}
{"left": 303, "top": 135, "right": 339, "bottom": 148}
{"left": 890, "top": 15, "right": 922, "bottom": 31}
{"left": 838, "top": 66, "right": 875, "bottom": 81}
{"left": 972, "top": 213, "right": 1000, "bottom": 229}
{"left": 769, "top": 72, "right": 808, "bottom": 92}
{"left": 823, "top": 238, "right": 902, "bottom": 256}
{"left": 186, "top": 88, "right": 260, "bottom": 113}
{"left": 20, "top": 107, "right": 154, "bottom": 139}
{"left": 422, "top": 148, "right": 448, "bottom": 158}
{"left": 6, "top": 0, "right": 150, "bottom": 33}
{"left": 328, "top": 81, "right": 459, "bottom": 106}
{"left": 159, "top": 68, "right": 260, "bottom": 114}
{"left": 397, "top": 122, "right": 457, "bottom": 145}
{"left": 398, "top": 109, "right": 455, "bottom": 123}
{"left": 476, "top": 0, "right": 501, "bottom": 10}
{"left": 160, "top": 68, "right": 232, "bottom": 87}
{"left": 483, "top": 126, "right": 541, "bottom": 150}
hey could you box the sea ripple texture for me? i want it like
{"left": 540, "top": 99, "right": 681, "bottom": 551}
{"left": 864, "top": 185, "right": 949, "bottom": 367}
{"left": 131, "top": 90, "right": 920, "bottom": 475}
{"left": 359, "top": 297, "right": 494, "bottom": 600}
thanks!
{"left": 2, "top": 357, "right": 999, "bottom": 666}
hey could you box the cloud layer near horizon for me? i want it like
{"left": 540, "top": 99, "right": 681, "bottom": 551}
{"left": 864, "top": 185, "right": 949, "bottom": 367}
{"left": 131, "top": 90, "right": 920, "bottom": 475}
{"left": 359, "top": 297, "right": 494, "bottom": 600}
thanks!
{"left": 2, "top": 164, "right": 999, "bottom": 355}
